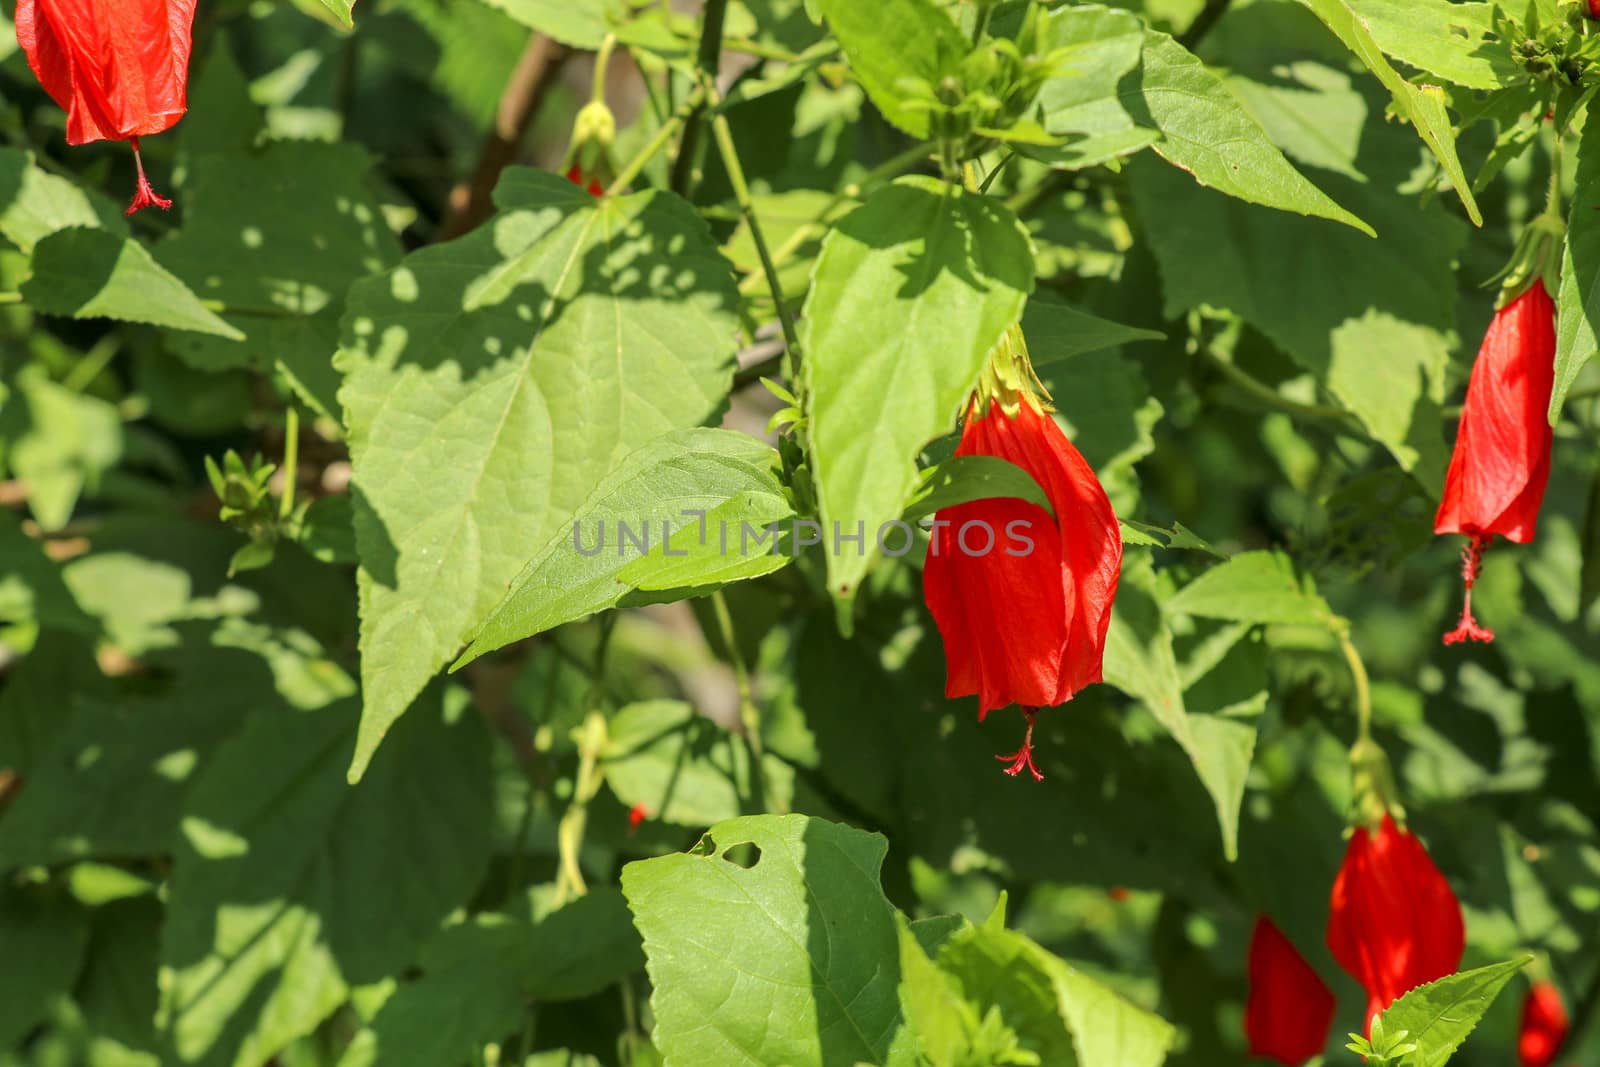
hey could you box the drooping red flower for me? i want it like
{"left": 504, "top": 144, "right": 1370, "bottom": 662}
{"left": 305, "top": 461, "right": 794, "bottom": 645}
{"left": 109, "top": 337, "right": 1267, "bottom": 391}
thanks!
{"left": 15, "top": 0, "right": 197, "bottom": 215}
{"left": 1588, "top": 0, "right": 1600, "bottom": 19}
{"left": 1326, "top": 816, "right": 1465, "bottom": 1032}
{"left": 1244, "top": 916, "right": 1336, "bottom": 1066}
{"left": 923, "top": 390, "right": 1122, "bottom": 781}
{"left": 1434, "top": 280, "right": 1556, "bottom": 644}
{"left": 1519, "top": 981, "right": 1570, "bottom": 1067}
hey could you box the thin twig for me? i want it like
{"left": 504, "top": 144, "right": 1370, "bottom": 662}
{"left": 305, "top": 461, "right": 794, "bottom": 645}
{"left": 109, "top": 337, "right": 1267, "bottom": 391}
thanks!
{"left": 1178, "top": 0, "right": 1232, "bottom": 49}
{"left": 439, "top": 33, "right": 571, "bottom": 241}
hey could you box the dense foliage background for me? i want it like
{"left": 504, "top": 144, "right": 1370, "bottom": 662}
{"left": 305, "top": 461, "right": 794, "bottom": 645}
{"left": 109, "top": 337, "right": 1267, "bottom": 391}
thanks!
{"left": 3, "top": 0, "right": 1600, "bottom": 1064}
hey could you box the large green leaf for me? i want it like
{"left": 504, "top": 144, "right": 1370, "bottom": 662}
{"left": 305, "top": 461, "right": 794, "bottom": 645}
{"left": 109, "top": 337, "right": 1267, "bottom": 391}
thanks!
{"left": 802, "top": 177, "right": 1033, "bottom": 604}
{"left": 159, "top": 687, "right": 493, "bottom": 1067}
{"left": 156, "top": 142, "right": 403, "bottom": 417}
{"left": 459, "top": 429, "right": 785, "bottom": 666}
{"left": 811, "top": 0, "right": 968, "bottom": 137}
{"left": 1024, "top": 5, "right": 1157, "bottom": 171}
{"left": 1129, "top": 152, "right": 1463, "bottom": 478}
{"left": 1343, "top": 0, "right": 1518, "bottom": 90}
{"left": 336, "top": 169, "right": 737, "bottom": 781}
{"left": 621, "top": 814, "right": 905, "bottom": 1066}
{"left": 1124, "top": 32, "right": 1372, "bottom": 235}
{"left": 1553, "top": 119, "right": 1600, "bottom": 423}
{"left": 1373, "top": 958, "right": 1529, "bottom": 1066}
{"left": 22, "top": 228, "right": 242, "bottom": 339}
{"left": 1295, "top": 0, "right": 1483, "bottom": 224}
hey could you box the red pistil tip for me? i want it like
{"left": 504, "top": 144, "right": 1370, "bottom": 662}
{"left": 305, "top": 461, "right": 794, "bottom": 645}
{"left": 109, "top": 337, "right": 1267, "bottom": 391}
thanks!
{"left": 1443, "top": 534, "right": 1494, "bottom": 645}
{"left": 996, "top": 707, "right": 1044, "bottom": 782}
{"left": 126, "top": 138, "right": 172, "bottom": 217}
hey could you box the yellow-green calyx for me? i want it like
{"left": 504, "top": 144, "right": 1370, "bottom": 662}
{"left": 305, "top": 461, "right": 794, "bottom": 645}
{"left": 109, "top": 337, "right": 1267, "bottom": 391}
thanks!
{"left": 1348, "top": 735, "right": 1406, "bottom": 833}
{"left": 1493, "top": 211, "right": 1566, "bottom": 306}
{"left": 976, "top": 323, "right": 1051, "bottom": 418}
{"left": 568, "top": 100, "right": 616, "bottom": 174}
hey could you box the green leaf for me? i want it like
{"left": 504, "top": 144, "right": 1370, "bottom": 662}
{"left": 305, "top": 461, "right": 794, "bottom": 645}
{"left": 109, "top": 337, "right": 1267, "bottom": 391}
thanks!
{"left": 1129, "top": 154, "right": 1463, "bottom": 478}
{"left": 314, "top": 0, "right": 356, "bottom": 28}
{"left": 601, "top": 700, "right": 795, "bottom": 825}
{"left": 156, "top": 142, "right": 403, "bottom": 418}
{"left": 802, "top": 177, "right": 1033, "bottom": 604}
{"left": 1125, "top": 32, "right": 1373, "bottom": 235}
{"left": 1165, "top": 550, "right": 1334, "bottom": 627}
{"left": 479, "top": 0, "right": 623, "bottom": 48}
{"left": 621, "top": 814, "right": 904, "bottom": 1066}
{"left": 338, "top": 889, "right": 642, "bottom": 1067}
{"left": 1118, "top": 519, "right": 1221, "bottom": 555}
{"left": 934, "top": 913, "right": 1174, "bottom": 1067}
{"left": 459, "top": 429, "right": 783, "bottom": 667}
{"left": 1341, "top": 0, "right": 1518, "bottom": 90}
{"left": 0, "top": 147, "right": 128, "bottom": 254}
{"left": 336, "top": 169, "right": 737, "bottom": 781}
{"left": 0, "top": 886, "right": 89, "bottom": 1048}
{"left": 22, "top": 228, "right": 243, "bottom": 339}
{"left": 1294, "top": 0, "right": 1483, "bottom": 225}
{"left": 0, "top": 366, "right": 122, "bottom": 531}
{"left": 1103, "top": 555, "right": 1256, "bottom": 860}
{"left": 1021, "top": 296, "right": 1165, "bottom": 366}
{"left": 1024, "top": 5, "right": 1158, "bottom": 171}
{"left": 1553, "top": 118, "right": 1600, "bottom": 424}
{"left": 895, "top": 916, "right": 972, "bottom": 1067}
{"left": 903, "top": 455, "right": 1052, "bottom": 523}
{"left": 616, "top": 488, "right": 796, "bottom": 593}
{"left": 811, "top": 0, "right": 969, "bottom": 137}
{"left": 1373, "top": 957, "right": 1529, "bottom": 1066}
{"left": 159, "top": 687, "right": 493, "bottom": 1067}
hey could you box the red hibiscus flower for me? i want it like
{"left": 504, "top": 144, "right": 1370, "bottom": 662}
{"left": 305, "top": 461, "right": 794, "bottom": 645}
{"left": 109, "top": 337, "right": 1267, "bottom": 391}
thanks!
{"left": 1326, "top": 816, "right": 1464, "bottom": 1032}
{"left": 15, "top": 0, "right": 198, "bottom": 214}
{"left": 1434, "top": 280, "right": 1556, "bottom": 644}
{"left": 1519, "top": 981, "right": 1570, "bottom": 1067}
{"left": 1244, "top": 916, "right": 1336, "bottom": 1065}
{"left": 922, "top": 326, "right": 1122, "bottom": 781}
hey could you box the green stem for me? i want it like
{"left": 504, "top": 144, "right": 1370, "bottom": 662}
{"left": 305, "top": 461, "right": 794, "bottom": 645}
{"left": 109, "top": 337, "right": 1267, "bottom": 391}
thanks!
{"left": 63, "top": 334, "right": 122, "bottom": 393}
{"left": 1206, "top": 349, "right": 1355, "bottom": 422}
{"left": 605, "top": 85, "right": 705, "bottom": 196}
{"left": 592, "top": 34, "right": 617, "bottom": 103}
{"left": 971, "top": 2, "right": 994, "bottom": 45}
{"left": 0, "top": 292, "right": 23, "bottom": 305}
{"left": 978, "top": 152, "right": 1016, "bottom": 194}
{"left": 708, "top": 89, "right": 802, "bottom": 373}
{"left": 279, "top": 405, "right": 299, "bottom": 522}
{"left": 710, "top": 589, "right": 778, "bottom": 813}
{"left": 1336, "top": 626, "right": 1373, "bottom": 744}
{"left": 1548, "top": 132, "right": 1564, "bottom": 219}
{"left": 669, "top": 0, "right": 730, "bottom": 196}
{"left": 554, "top": 615, "right": 617, "bottom": 903}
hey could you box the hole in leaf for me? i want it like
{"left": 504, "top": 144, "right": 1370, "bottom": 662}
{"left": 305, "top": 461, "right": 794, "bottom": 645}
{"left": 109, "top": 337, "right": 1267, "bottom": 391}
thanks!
{"left": 721, "top": 843, "right": 761, "bottom": 870}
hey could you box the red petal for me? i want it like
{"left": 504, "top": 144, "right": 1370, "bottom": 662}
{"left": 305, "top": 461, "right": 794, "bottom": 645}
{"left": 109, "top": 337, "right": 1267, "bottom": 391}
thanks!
{"left": 18, "top": 0, "right": 197, "bottom": 146}
{"left": 1435, "top": 282, "right": 1556, "bottom": 545}
{"left": 1245, "top": 916, "right": 1336, "bottom": 1065}
{"left": 1327, "top": 817, "right": 1465, "bottom": 1030}
{"left": 1518, "top": 982, "right": 1569, "bottom": 1067}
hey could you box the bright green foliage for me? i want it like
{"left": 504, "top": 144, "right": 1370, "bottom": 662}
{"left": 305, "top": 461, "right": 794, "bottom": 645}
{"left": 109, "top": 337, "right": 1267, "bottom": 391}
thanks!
{"left": 2, "top": 2, "right": 1598, "bottom": 1067}
{"left": 803, "top": 177, "right": 1033, "bottom": 606}
{"left": 337, "top": 172, "right": 738, "bottom": 780}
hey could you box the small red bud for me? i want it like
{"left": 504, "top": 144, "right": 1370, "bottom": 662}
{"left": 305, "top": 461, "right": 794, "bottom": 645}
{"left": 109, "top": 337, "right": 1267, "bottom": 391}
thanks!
{"left": 1519, "top": 981, "right": 1569, "bottom": 1067}
{"left": 627, "top": 803, "right": 649, "bottom": 834}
